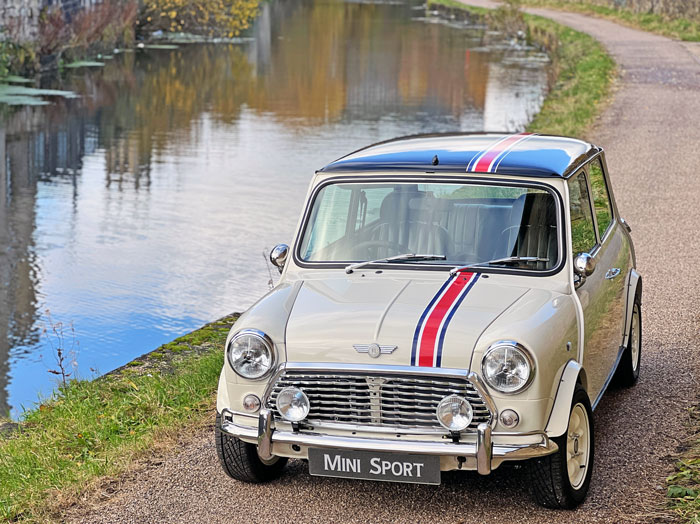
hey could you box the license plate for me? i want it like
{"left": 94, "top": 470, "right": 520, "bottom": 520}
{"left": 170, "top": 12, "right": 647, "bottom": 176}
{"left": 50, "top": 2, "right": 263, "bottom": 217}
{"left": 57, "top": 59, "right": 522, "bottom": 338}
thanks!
{"left": 308, "top": 448, "right": 441, "bottom": 485}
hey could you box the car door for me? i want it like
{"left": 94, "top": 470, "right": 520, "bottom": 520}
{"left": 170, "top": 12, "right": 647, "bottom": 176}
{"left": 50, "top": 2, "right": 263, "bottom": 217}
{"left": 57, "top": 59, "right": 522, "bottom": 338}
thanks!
{"left": 586, "top": 156, "right": 631, "bottom": 388}
{"left": 568, "top": 163, "right": 627, "bottom": 404}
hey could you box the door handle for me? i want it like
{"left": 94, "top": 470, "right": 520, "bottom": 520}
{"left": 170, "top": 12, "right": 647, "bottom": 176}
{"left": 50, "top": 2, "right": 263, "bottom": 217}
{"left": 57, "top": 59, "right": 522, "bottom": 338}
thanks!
{"left": 605, "top": 268, "right": 621, "bottom": 279}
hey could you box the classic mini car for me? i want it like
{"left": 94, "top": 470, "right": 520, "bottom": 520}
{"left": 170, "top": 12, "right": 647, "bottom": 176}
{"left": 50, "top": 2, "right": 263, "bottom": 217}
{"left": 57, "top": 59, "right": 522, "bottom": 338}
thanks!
{"left": 215, "top": 133, "right": 642, "bottom": 508}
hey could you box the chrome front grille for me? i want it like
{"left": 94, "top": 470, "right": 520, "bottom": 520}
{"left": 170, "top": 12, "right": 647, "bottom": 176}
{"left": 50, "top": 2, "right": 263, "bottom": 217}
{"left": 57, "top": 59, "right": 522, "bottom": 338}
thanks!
{"left": 266, "top": 370, "right": 492, "bottom": 432}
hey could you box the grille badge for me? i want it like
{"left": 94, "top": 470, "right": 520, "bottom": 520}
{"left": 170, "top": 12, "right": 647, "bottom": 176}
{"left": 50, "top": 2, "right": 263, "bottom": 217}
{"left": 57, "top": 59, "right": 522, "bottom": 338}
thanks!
{"left": 354, "top": 343, "right": 397, "bottom": 358}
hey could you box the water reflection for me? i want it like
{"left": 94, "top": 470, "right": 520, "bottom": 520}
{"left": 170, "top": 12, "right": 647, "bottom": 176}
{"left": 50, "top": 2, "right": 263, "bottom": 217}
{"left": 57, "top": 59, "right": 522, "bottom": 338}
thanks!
{"left": 0, "top": 0, "right": 549, "bottom": 416}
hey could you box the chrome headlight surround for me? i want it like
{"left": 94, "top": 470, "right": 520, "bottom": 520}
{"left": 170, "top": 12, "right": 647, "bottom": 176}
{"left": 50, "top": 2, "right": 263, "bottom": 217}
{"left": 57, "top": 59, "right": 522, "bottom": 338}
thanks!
{"left": 481, "top": 340, "right": 535, "bottom": 395}
{"left": 226, "top": 328, "right": 275, "bottom": 380}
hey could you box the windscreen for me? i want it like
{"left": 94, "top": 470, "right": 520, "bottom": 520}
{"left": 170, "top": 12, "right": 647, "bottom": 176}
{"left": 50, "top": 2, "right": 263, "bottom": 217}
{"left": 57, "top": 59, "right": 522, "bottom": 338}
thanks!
{"left": 299, "top": 182, "right": 559, "bottom": 270}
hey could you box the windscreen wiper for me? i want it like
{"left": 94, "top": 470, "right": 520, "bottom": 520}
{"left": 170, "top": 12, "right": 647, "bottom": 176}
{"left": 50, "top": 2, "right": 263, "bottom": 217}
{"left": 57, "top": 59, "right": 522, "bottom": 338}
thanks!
{"left": 449, "top": 256, "right": 550, "bottom": 275}
{"left": 346, "top": 253, "right": 446, "bottom": 274}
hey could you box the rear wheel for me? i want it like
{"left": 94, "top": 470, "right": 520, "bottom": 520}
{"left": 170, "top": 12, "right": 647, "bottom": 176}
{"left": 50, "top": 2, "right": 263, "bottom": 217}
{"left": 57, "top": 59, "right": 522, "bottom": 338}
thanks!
{"left": 215, "top": 413, "right": 287, "bottom": 483}
{"left": 529, "top": 385, "right": 594, "bottom": 509}
{"left": 616, "top": 292, "right": 642, "bottom": 387}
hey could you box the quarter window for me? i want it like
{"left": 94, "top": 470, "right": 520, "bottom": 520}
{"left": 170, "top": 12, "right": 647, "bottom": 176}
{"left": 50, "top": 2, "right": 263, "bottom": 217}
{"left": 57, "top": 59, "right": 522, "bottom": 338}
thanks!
{"left": 299, "top": 184, "right": 352, "bottom": 256}
{"left": 568, "top": 172, "right": 597, "bottom": 254}
{"left": 588, "top": 158, "right": 614, "bottom": 238}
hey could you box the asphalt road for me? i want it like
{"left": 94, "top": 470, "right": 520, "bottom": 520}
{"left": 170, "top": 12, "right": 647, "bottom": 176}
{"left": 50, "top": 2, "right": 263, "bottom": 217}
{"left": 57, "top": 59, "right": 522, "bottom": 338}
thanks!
{"left": 67, "top": 4, "right": 700, "bottom": 523}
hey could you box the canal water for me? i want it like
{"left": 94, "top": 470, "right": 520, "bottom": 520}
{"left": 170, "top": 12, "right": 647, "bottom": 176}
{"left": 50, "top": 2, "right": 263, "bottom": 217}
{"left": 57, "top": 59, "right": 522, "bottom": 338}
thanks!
{"left": 0, "top": 0, "right": 550, "bottom": 417}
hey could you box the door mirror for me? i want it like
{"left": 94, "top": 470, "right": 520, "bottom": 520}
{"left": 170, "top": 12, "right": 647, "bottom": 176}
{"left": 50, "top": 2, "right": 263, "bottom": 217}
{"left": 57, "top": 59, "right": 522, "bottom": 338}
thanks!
{"left": 270, "top": 244, "right": 289, "bottom": 273}
{"left": 573, "top": 252, "right": 596, "bottom": 277}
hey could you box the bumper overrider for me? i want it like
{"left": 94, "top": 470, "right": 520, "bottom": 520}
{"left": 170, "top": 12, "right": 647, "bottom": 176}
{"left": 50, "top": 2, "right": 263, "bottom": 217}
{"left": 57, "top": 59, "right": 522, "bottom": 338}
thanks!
{"left": 219, "top": 364, "right": 558, "bottom": 475}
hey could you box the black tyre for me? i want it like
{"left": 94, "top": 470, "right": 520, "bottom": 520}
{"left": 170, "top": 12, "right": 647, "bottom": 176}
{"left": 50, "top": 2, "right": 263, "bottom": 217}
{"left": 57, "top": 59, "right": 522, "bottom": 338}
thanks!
{"left": 529, "top": 385, "right": 594, "bottom": 509}
{"left": 215, "top": 413, "right": 287, "bottom": 483}
{"left": 615, "top": 291, "right": 642, "bottom": 387}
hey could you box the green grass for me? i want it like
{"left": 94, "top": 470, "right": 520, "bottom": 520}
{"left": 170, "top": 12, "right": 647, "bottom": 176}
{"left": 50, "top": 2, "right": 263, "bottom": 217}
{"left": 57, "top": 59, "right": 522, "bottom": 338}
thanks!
{"left": 668, "top": 407, "right": 700, "bottom": 523}
{"left": 519, "top": 0, "right": 700, "bottom": 42}
{"left": 0, "top": 315, "right": 237, "bottom": 522}
{"left": 669, "top": 455, "right": 700, "bottom": 524}
{"left": 523, "top": 14, "right": 614, "bottom": 137}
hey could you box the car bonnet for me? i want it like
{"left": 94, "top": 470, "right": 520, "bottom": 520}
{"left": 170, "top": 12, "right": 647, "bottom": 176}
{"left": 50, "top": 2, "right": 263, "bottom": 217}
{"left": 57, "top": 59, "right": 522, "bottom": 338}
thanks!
{"left": 284, "top": 272, "right": 529, "bottom": 370}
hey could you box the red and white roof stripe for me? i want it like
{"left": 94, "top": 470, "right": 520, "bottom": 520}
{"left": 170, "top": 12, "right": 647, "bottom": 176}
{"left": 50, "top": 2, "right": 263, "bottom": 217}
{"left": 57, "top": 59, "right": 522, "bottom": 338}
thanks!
{"left": 467, "top": 132, "right": 537, "bottom": 173}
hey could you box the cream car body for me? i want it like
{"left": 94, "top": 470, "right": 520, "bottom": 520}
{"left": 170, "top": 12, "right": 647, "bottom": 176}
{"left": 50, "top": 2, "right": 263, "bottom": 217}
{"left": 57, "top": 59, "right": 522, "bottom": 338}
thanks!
{"left": 215, "top": 133, "right": 641, "bottom": 508}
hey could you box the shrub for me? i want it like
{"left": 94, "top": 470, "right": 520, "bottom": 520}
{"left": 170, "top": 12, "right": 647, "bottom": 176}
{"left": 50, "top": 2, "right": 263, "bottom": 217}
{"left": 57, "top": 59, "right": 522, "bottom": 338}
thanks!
{"left": 0, "top": 38, "right": 36, "bottom": 78}
{"left": 0, "top": 1, "right": 138, "bottom": 75}
{"left": 138, "top": 0, "right": 259, "bottom": 38}
{"left": 69, "top": 1, "right": 139, "bottom": 52}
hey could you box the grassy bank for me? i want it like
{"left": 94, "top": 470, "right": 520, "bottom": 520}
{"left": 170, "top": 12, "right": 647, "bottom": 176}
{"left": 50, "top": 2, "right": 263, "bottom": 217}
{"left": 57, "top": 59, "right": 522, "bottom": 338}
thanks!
{"left": 518, "top": 0, "right": 700, "bottom": 42}
{"left": 431, "top": 0, "right": 615, "bottom": 138}
{"left": 0, "top": 315, "right": 237, "bottom": 522}
{"left": 523, "top": 13, "right": 614, "bottom": 136}
{"left": 667, "top": 407, "right": 700, "bottom": 523}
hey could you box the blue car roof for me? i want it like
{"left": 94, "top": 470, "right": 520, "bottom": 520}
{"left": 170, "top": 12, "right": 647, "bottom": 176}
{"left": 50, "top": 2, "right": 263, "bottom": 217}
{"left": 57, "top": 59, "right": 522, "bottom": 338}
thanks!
{"left": 318, "top": 133, "right": 599, "bottom": 178}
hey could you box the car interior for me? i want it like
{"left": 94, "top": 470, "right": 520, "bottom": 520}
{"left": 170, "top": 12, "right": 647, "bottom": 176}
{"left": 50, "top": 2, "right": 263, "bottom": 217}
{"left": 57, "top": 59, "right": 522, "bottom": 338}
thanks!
{"left": 358, "top": 188, "right": 558, "bottom": 269}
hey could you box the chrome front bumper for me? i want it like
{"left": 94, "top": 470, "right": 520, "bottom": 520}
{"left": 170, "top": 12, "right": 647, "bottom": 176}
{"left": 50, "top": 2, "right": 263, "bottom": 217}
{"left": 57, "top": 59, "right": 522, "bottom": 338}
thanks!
{"left": 220, "top": 408, "right": 557, "bottom": 475}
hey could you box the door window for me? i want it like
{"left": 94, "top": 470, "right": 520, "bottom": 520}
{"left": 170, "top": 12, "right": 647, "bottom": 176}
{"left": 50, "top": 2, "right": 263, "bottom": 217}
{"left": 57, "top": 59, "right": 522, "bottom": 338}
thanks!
{"left": 588, "top": 158, "right": 614, "bottom": 238}
{"left": 568, "top": 172, "right": 597, "bottom": 254}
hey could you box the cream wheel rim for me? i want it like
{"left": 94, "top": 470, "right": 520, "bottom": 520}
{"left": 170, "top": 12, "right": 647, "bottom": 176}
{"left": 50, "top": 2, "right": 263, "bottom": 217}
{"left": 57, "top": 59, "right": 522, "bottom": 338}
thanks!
{"left": 567, "top": 403, "right": 590, "bottom": 490}
{"left": 631, "top": 304, "right": 641, "bottom": 372}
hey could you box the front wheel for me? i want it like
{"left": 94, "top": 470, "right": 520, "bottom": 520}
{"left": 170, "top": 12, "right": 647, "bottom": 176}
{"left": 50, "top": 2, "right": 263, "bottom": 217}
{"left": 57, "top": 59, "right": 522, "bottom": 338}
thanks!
{"left": 529, "top": 385, "right": 594, "bottom": 509}
{"left": 215, "top": 413, "right": 287, "bottom": 483}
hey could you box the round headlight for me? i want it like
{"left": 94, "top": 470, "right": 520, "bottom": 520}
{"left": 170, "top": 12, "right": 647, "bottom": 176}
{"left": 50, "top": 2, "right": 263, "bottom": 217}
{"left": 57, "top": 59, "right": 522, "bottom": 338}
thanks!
{"left": 227, "top": 329, "right": 273, "bottom": 379}
{"left": 436, "top": 394, "right": 473, "bottom": 432}
{"left": 481, "top": 341, "right": 534, "bottom": 394}
{"left": 276, "top": 386, "right": 310, "bottom": 422}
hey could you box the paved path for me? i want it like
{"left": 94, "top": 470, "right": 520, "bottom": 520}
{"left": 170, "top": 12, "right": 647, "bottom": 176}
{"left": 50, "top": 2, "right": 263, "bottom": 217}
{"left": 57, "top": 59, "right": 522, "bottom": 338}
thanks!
{"left": 67, "top": 4, "right": 700, "bottom": 523}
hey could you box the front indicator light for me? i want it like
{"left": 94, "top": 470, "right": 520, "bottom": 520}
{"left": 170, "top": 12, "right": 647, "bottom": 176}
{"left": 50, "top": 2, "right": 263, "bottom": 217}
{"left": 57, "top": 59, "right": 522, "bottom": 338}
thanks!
{"left": 436, "top": 394, "right": 473, "bottom": 432}
{"left": 243, "top": 394, "right": 261, "bottom": 412}
{"left": 499, "top": 409, "right": 520, "bottom": 428}
{"left": 276, "top": 386, "right": 310, "bottom": 422}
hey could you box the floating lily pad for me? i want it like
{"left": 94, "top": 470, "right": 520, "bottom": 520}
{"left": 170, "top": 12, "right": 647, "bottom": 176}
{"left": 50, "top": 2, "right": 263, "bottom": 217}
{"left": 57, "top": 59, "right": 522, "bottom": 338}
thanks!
{"left": 2, "top": 75, "right": 33, "bottom": 84}
{"left": 143, "top": 44, "right": 180, "bottom": 50}
{"left": 155, "top": 31, "right": 253, "bottom": 44}
{"left": 64, "top": 60, "right": 106, "bottom": 68}
{"left": 0, "top": 84, "right": 79, "bottom": 106}
{"left": 0, "top": 94, "right": 50, "bottom": 106}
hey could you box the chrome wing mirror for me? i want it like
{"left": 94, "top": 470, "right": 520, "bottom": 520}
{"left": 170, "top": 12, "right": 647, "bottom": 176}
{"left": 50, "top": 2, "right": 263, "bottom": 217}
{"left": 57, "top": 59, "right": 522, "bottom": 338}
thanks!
{"left": 573, "top": 252, "right": 596, "bottom": 287}
{"left": 269, "top": 244, "right": 289, "bottom": 274}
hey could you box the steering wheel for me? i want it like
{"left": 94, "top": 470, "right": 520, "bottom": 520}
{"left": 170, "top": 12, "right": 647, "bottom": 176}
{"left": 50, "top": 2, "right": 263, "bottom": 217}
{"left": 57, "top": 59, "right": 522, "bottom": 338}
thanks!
{"left": 351, "top": 239, "right": 410, "bottom": 259}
